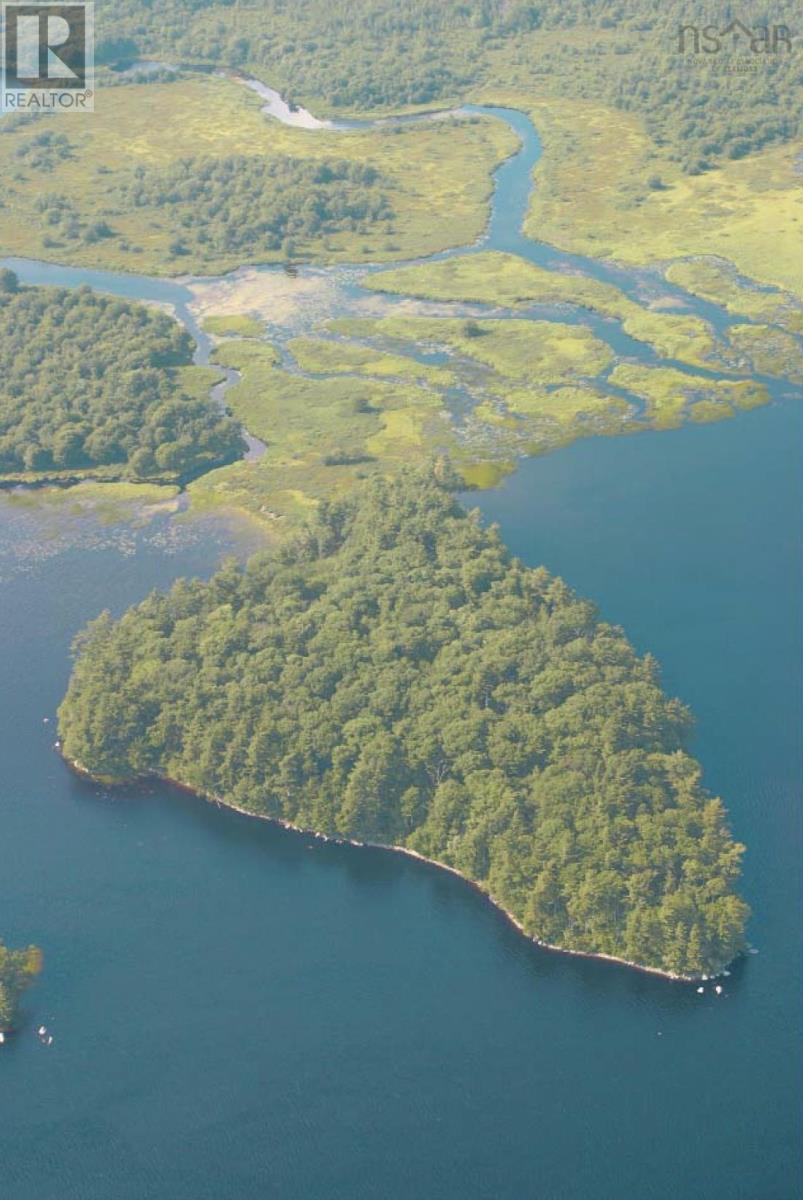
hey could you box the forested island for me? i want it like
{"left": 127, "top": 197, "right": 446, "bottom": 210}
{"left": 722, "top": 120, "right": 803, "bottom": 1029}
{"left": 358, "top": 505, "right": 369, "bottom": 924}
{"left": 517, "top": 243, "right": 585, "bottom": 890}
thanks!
{"left": 0, "top": 270, "right": 244, "bottom": 481}
{"left": 59, "top": 472, "right": 749, "bottom": 980}
{"left": 0, "top": 942, "right": 42, "bottom": 1034}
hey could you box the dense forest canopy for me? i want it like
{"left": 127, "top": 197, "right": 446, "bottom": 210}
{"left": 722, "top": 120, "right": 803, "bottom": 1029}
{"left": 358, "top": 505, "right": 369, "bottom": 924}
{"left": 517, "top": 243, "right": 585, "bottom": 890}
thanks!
{"left": 0, "top": 272, "right": 244, "bottom": 479}
{"left": 59, "top": 472, "right": 749, "bottom": 978}
{"left": 0, "top": 942, "right": 42, "bottom": 1031}
{"left": 96, "top": 0, "right": 802, "bottom": 170}
{"left": 111, "top": 155, "right": 394, "bottom": 261}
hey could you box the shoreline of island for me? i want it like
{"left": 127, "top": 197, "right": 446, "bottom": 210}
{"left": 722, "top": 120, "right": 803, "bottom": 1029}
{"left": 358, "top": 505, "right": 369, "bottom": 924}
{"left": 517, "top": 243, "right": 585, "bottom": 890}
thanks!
{"left": 61, "top": 751, "right": 733, "bottom": 985}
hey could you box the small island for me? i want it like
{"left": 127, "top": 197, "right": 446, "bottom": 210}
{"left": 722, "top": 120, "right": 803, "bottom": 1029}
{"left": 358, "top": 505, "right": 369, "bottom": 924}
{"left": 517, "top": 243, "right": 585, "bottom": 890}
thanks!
{"left": 0, "top": 941, "right": 42, "bottom": 1038}
{"left": 58, "top": 471, "right": 749, "bottom": 980}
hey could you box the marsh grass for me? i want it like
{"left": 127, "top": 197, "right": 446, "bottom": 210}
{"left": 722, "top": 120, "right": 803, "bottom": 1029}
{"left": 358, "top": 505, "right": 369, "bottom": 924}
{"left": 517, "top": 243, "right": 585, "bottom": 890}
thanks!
{"left": 0, "top": 77, "right": 517, "bottom": 274}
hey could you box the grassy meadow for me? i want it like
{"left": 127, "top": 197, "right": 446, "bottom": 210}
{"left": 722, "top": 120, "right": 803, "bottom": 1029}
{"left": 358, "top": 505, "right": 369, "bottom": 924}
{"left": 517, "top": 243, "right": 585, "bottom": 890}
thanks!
{"left": 2, "top": 65, "right": 798, "bottom": 532}
{"left": 366, "top": 254, "right": 735, "bottom": 372}
{"left": 483, "top": 92, "right": 803, "bottom": 303}
{"left": 0, "top": 75, "right": 516, "bottom": 274}
{"left": 665, "top": 261, "right": 803, "bottom": 335}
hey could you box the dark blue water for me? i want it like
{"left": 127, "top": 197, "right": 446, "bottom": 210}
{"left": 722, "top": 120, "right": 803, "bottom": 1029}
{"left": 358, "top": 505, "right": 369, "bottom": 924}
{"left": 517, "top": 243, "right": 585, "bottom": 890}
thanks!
{"left": 472, "top": 403, "right": 803, "bottom": 1198}
{"left": 1, "top": 98, "right": 801, "bottom": 1199}
{"left": 1, "top": 378, "right": 800, "bottom": 1200}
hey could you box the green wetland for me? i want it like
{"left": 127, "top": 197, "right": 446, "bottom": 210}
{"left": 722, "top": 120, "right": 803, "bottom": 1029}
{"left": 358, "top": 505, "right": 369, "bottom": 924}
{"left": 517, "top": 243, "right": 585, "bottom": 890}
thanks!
{"left": 0, "top": 77, "right": 801, "bottom": 1200}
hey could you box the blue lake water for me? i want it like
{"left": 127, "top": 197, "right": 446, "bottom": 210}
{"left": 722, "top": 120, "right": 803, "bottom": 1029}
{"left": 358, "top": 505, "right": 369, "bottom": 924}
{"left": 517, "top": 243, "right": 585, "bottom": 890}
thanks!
{"left": 0, "top": 96, "right": 801, "bottom": 1198}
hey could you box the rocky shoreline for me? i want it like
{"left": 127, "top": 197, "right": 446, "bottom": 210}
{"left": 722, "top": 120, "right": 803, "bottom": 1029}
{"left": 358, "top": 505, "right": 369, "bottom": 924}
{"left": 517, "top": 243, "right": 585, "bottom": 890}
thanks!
{"left": 61, "top": 752, "right": 733, "bottom": 985}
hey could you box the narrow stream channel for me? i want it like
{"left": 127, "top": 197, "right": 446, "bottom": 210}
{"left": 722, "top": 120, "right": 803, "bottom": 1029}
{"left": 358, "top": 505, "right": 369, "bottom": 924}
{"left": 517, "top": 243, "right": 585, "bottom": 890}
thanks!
{"left": 0, "top": 72, "right": 800, "bottom": 1200}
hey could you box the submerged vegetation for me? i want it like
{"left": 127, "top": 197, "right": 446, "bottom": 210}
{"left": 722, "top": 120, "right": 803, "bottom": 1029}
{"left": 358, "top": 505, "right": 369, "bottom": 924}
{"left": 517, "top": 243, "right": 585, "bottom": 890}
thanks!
{"left": 59, "top": 473, "right": 749, "bottom": 979}
{"left": 0, "top": 942, "right": 42, "bottom": 1031}
{"left": 0, "top": 272, "right": 244, "bottom": 482}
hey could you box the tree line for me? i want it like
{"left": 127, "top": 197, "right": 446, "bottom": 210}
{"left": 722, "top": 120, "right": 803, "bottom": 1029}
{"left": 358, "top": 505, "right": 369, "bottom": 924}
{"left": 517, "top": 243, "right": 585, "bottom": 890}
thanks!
{"left": 0, "top": 271, "right": 244, "bottom": 479}
{"left": 111, "top": 155, "right": 394, "bottom": 260}
{"left": 59, "top": 469, "right": 749, "bottom": 978}
{"left": 95, "top": 0, "right": 802, "bottom": 171}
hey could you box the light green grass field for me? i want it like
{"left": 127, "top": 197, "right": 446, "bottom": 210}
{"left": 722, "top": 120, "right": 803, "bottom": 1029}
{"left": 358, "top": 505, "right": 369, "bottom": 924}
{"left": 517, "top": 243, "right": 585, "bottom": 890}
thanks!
{"left": 201, "top": 314, "right": 265, "bottom": 338}
{"left": 332, "top": 315, "right": 614, "bottom": 383}
{"left": 287, "top": 337, "right": 456, "bottom": 387}
{"left": 665, "top": 260, "right": 803, "bottom": 334}
{"left": 726, "top": 325, "right": 803, "bottom": 384}
{"left": 187, "top": 338, "right": 467, "bottom": 526}
{"left": 485, "top": 92, "right": 803, "bottom": 303}
{"left": 366, "top": 253, "right": 729, "bottom": 371}
{"left": 0, "top": 76, "right": 517, "bottom": 274}
{"left": 366, "top": 252, "right": 632, "bottom": 316}
{"left": 610, "top": 364, "right": 770, "bottom": 430}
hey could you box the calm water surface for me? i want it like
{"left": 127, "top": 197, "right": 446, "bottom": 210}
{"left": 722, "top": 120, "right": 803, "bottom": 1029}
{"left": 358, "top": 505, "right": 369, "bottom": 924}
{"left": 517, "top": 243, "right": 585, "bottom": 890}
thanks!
{"left": 0, "top": 95, "right": 800, "bottom": 1200}
{"left": 0, "top": 399, "right": 799, "bottom": 1200}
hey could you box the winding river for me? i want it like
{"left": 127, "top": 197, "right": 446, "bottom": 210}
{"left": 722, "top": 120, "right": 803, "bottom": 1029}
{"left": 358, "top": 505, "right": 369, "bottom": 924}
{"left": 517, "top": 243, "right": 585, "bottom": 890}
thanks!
{"left": 0, "top": 81, "right": 800, "bottom": 1200}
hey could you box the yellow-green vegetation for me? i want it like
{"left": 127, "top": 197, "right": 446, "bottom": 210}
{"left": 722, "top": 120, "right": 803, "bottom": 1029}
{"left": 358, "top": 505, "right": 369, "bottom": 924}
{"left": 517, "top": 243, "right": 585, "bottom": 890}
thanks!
{"left": 688, "top": 400, "right": 733, "bottom": 425}
{"left": 187, "top": 339, "right": 460, "bottom": 526}
{"left": 174, "top": 364, "right": 226, "bottom": 401}
{"left": 287, "top": 336, "right": 456, "bottom": 387}
{"left": 495, "top": 383, "right": 631, "bottom": 431}
{"left": 0, "top": 76, "right": 516, "bottom": 273}
{"left": 727, "top": 325, "right": 803, "bottom": 384}
{"left": 367, "top": 253, "right": 728, "bottom": 371}
{"left": 336, "top": 315, "right": 614, "bottom": 383}
{"left": 201, "top": 314, "right": 265, "bottom": 338}
{"left": 187, "top": 314, "right": 645, "bottom": 525}
{"left": 366, "top": 251, "right": 629, "bottom": 313}
{"left": 619, "top": 309, "right": 729, "bottom": 373}
{"left": 218, "top": 354, "right": 440, "bottom": 457}
{"left": 326, "top": 314, "right": 636, "bottom": 456}
{"left": 459, "top": 460, "right": 515, "bottom": 489}
{"left": 100, "top": 0, "right": 801, "bottom": 174}
{"left": 315, "top": 310, "right": 782, "bottom": 479}
{"left": 8, "top": 479, "right": 178, "bottom": 507}
{"left": 212, "top": 338, "right": 282, "bottom": 373}
{"left": 665, "top": 260, "right": 803, "bottom": 334}
{"left": 610, "top": 364, "right": 769, "bottom": 430}
{"left": 0, "top": 464, "right": 141, "bottom": 487}
{"left": 504, "top": 94, "right": 803, "bottom": 303}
